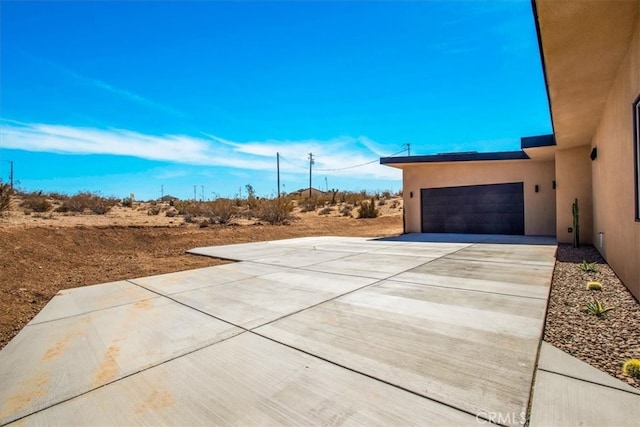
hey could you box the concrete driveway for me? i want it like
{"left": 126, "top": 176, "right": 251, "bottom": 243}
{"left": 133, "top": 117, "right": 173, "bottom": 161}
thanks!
{"left": 0, "top": 234, "right": 558, "bottom": 426}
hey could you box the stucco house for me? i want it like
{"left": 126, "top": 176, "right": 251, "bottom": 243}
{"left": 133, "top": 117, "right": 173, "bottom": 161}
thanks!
{"left": 381, "top": 0, "right": 639, "bottom": 300}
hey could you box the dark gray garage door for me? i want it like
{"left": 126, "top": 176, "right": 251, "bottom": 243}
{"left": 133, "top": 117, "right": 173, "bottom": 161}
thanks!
{"left": 421, "top": 182, "right": 524, "bottom": 235}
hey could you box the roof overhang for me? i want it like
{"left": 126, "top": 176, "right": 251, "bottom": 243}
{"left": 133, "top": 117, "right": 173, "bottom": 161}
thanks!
{"left": 533, "top": 0, "right": 640, "bottom": 149}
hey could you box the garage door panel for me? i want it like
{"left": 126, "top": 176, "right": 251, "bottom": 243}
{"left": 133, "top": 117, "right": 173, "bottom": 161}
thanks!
{"left": 421, "top": 183, "right": 524, "bottom": 235}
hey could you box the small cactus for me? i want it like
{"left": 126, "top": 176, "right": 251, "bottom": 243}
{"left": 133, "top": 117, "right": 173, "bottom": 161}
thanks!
{"left": 586, "top": 281, "right": 602, "bottom": 291}
{"left": 622, "top": 359, "right": 640, "bottom": 379}
{"left": 572, "top": 198, "right": 580, "bottom": 248}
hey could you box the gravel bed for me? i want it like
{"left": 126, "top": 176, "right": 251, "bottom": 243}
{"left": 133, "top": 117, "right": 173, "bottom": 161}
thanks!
{"left": 543, "top": 244, "right": 640, "bottom": 388}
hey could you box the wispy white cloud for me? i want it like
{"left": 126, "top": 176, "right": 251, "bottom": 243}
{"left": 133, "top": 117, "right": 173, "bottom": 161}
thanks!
{"left": 16, "top": 48, "right": 186, "bottom": 118}
{"left": 0, "top": 120, "right": 402, "bottom": 180}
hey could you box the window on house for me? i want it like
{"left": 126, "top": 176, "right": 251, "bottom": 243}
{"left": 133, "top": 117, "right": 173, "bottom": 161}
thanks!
{"left": 635, "top": 94, "right": 640, "bottom": 221}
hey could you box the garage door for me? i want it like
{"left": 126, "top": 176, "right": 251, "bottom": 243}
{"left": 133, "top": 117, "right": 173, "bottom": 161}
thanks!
{"left": 421, "top": 182, "right": 524, "bottom": 235}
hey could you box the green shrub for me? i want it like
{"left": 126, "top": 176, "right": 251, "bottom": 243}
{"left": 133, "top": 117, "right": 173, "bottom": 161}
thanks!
{"left": 584, "top": 298, "right": 615, "bottom": 317}
{"left": 357, "top": 198, "right": 379, "bottom": 219}
{"left": 0, "top": 183, "right": 14, "bottom": 214}
{"left": 121, "top": 197, "right": 133, "bottom": 208}
{"left": 622, "top": 359, "right": 640, "bottom": 379}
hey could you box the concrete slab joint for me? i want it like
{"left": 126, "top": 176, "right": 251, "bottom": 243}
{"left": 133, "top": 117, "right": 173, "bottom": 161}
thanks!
{"left": 5, "top": 234, "right": 631, "bottom": 426}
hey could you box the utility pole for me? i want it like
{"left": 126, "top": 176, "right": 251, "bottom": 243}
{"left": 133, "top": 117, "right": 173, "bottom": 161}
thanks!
{"left": 325, "top": 176, "right": 328, "bottom": 192}
{"left": 161, "top": 185, "right": 164, "bottom": 201}
{"left": 201, "top": 185, "right": 204, "bottom": 201}
{"left": 406, "top": 143, "right": 411, "bottom": 157}
{"left": 277, "top": 152, "right": 281, "bottom": 198}
{"left": 308, "top": 153, "right": 314, "bottom": 198}
{"left": 193, "top": 185, "right": 197, "bottom": 201}
{"left": 9, "top": 161, "right": 14, "bottom": 191}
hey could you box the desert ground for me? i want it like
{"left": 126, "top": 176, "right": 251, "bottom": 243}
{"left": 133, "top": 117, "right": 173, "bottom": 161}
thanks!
{"left": 1, "top": 191, "right": 638, "bottom": 388}
{"left": 0, "top": 193, "right": 403, "bottom": 349}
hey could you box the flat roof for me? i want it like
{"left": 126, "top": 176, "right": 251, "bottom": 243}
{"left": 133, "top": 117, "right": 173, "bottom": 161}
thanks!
{"left": 380, "top": 150, "right": 529, "bottom": 165}
{"left": 380, "top": 134, "right": 554, "bottom": 165}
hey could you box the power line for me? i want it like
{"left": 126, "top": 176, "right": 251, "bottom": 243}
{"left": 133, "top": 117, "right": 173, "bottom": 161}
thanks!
{"left": 279, "top": 147, "right": 408, "bottom": 172}
{"left": 279, "top": 155, "right": 307, "bottom": 169}
{"left": 314, "top": 148, "right": 408, "bottom": 171}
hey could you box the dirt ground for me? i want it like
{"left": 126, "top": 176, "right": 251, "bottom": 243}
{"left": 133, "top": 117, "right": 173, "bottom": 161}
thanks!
{"left": 0, "top": 200, "right": 403, "bottom": 349}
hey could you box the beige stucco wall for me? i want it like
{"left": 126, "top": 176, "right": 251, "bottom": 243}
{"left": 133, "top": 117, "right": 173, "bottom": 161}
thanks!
{"left": 555, "top": 146, "right": 593, "bottom": 245}
{"left": 401, "top": 159, "right": 556, "bottom": 236}
{"left": 590, "top": 20, "right": 640, "bottom": 300}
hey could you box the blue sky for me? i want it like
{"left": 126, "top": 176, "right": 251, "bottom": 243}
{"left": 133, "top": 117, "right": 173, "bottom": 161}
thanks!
{"left": 0, "top": 0, "right": 551, "bottom": 200}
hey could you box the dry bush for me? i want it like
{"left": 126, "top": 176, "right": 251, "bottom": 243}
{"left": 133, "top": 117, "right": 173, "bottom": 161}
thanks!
{"left": 357, "top": 198, "right": 379, "bottom": 219}
{"left": 318, "top": 206, "right": 333, "bottom": 215}
{"left": 47, "top": 192, "right": 69, "bottom": 202}
{"left": 209, "top": 198, "right": 237, "bottom": 224}
{"left": 256, "top": 198, "right": 294, "bottom": 225}
{"left": 300, "top": 197, "right": 318, "bottom": 213}
{"left": 0, "top": 184, "right": 14, "bottom": 214}
{"left": 55, "top": 191, "right": 118, "bottom": 214}
{"left": 19, "top": 191, "right": 52, "bottom": 213}
{"left": 343, "top": 191, "right": 371, "bottom": 206}
{"left": 174, "top": 201, "right": 209, "bottom": 217}
{"left": 340, "top": 206, "right": 352, "bottom": 217}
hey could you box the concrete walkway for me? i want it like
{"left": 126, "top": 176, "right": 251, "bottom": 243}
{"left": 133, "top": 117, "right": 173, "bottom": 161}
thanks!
{"left": 0, "top": 234, "right": 636, "bottom": 425}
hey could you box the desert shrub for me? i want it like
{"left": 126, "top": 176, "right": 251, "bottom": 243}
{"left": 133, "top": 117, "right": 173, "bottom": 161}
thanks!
{"left": 381, "top": 190, "right": 392, "bottom": 199}
{"left": 165, "top": 207, "right": 178, "bottom": 217}
{"left": 622, "top": 359, "right": 640, "bottom": 379}
{"left": 256, "top": 198, "right": 294, "bottom": 225}
{"left": 55, "top": 191, "right": 118, "bottom": 214}
{"left": 47, "top": 191, "right": 69, "bottom": 201}
{"left": 19, "top": 191, "right": 52, "bottom": 213}
{"left": 340, "top": 206, "right": 352, "bottom": 217}
{"left": 378, "top": 197, "right": 387, "bottom": 206}
{"left": 209, "top": 198, "right": 237, "bottom": 224}
{"left": 148, "top": 206, "right": 160, "bottom": 215}
{"left": 390, "top": 200, "right": 399, "bottom": 209}
{"left": 300, "top": 197, "right": 318, "bottom": 213}
{"left": 121, "top": 197, "right": 133, "bottom": 208}
{"left": 174, "top": 201, "right": 208, "bottom": 217}
{"left": 0, "top": 183, "right": 14, "bottom": 214}
{"left": 343, "top": 191, "right": 371, "bottom": 206}
{"left": 183, "top": 214, "right": 196, "bottom": 224}
{"left": 357, "top": 198, "right": 379, "bottom": 219}
{"left": 318, "top": 206, "right": 333, "bottom": 215}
